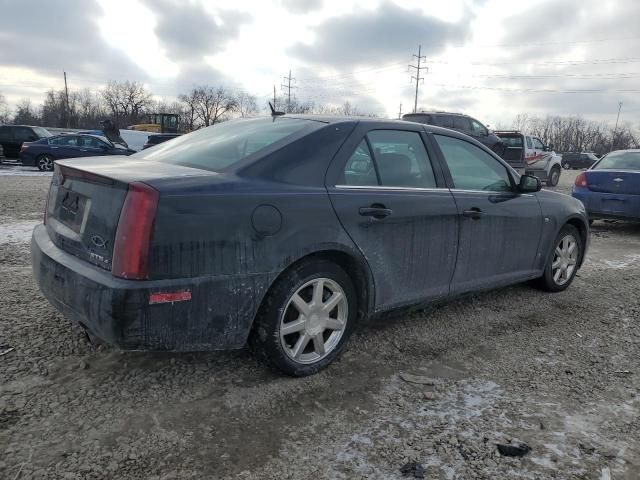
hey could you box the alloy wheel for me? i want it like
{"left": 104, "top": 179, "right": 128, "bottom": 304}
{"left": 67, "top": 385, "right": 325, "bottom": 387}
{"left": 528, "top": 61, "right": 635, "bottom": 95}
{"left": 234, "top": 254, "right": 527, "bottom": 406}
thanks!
{"left": 551, "top": 234, "right": 578, "bottom": 286}
{"left": 38, "top": 156, "right": 53, "bottom": 172}
{"left": 279, "top": 277, "right": 348, "bottom": 364}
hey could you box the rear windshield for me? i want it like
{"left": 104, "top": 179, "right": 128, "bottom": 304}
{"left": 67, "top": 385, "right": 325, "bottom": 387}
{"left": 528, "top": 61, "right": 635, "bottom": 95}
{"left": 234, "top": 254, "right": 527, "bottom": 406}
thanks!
{"left": 496, "top": 135, "right": 523, "bottom": 147}
{"left": 593, "top": 151, "right": 640, "bottom": 171}
{"left": 134, "top": 117, "right": 322, "bottom": 171}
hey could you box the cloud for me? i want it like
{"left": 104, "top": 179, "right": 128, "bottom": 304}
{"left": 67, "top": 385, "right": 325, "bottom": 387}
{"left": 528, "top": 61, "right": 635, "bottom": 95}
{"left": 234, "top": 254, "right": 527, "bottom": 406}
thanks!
{"left": 282, "top": 0, "right": 323, "bottom": 15}
{"left": 142, "top": 0, "right": 251, "bottom": 61}
{"left": 289, "top": 2, "right": 473, "bottom": 68}
{"left": 0, "top": 0, "right": 147, "bottom": 82}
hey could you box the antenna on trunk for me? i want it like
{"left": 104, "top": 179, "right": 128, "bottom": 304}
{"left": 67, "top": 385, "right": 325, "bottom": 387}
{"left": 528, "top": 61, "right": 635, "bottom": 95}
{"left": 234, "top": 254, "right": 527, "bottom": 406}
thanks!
{"left": 269, "top": 102, "right": 285, "bottom": 116}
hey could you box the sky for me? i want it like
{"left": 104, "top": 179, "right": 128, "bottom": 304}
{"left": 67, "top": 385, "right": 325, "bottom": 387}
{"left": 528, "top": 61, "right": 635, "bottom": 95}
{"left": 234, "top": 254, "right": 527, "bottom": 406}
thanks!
{"left": 0, "top": 0, "right": 639, "bottom": 127}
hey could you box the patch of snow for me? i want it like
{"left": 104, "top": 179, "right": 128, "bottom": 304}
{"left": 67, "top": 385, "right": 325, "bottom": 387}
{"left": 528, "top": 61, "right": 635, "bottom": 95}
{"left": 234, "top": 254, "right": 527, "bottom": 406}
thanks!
{"left": 0, "top": 220, "right": 39, "bottom": 244}
{"left": 0, "top": 165, "right": 52, "bottom": 177}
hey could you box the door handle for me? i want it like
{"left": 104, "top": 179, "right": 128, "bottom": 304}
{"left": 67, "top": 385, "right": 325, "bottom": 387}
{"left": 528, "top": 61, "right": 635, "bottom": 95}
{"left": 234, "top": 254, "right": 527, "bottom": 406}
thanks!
{"left": 359, "top": 205, "right": 392, "bottom": 219}
{"left": 462, "top": 208, "right": 484, "bottom": 219}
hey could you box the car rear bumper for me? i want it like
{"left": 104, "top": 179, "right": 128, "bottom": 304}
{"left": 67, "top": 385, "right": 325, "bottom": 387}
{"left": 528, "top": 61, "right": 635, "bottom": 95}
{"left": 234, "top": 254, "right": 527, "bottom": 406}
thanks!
{"left": 572, "top": 188, "right": 640, "bottom": 221}
{"left": 31, "top": 224, "right": 272, "bottom": 351}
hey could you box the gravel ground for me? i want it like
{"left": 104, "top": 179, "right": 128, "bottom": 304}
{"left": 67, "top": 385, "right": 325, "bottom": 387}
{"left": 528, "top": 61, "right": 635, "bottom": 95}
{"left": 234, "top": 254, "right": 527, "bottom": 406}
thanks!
{"left": 1, "top": 167, "right": 639, "bottom": 479}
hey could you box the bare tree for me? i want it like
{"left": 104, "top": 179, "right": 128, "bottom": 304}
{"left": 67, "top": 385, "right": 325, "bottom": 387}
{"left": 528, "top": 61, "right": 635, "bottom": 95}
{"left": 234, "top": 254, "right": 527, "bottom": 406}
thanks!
{"left": 178, "top": 89, "right": 199, "bottom": 131}
{"left": 0, "top": 93, "right": 11, "bottom": 124}
{"left": 102, "top": 80, "right": 152, "bottom": 127}
{"left": 191, "top": 86, "right": 237, "bottom": 127}
{"left": 13, "top": 99, "right": 41, "bottom": 125}
{"left": 236, "top": 91, "right": 258, "bottom": 118}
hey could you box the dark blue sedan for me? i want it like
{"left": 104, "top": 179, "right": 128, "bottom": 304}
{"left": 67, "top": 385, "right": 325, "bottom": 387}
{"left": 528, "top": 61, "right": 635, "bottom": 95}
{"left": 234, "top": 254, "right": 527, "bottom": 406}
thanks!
{"left": 31, "top": 116, "right": 589, "bottom": 376}
{"left": 572, "top": 149, "right": 640, "bottom": 222}
{"left": 20, "top": 134, "right": 135, "bottom": 171}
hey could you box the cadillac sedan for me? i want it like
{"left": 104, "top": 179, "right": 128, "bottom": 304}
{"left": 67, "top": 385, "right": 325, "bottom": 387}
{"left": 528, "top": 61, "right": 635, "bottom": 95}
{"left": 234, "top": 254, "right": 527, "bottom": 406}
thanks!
{"left": 31, "top": 116, "right": 589, "bottom": 376}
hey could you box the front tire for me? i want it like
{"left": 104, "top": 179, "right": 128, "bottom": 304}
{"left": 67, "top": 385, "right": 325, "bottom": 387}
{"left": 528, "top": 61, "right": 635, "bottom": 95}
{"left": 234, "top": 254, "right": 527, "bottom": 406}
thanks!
{"left": 537, "top": 224, "right": 582, "bottom": 292}
{"left": 548, "top": 166, "right": 560, "bottom": 186}
{"left": 37, "top": 154, "right": 54, "bottom": 172}
{"left": 248, "top": 259, "right": 357, "bottom": 376}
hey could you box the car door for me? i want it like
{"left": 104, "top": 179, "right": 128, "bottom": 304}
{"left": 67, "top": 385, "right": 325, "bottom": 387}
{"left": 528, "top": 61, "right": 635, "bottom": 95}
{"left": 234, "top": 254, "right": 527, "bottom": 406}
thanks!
{"left": 431, "top": 133, "right": 543, "bottom": 294}
{"left": 327, "top": 124, "right": 458, "bottom": 310}
{"left": 0, "top": 126, "right": 15, "bottom": 158}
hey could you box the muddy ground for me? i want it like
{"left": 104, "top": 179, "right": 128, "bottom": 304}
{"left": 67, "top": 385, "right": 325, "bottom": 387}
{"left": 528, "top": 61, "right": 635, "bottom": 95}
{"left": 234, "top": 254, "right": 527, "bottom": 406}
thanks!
{"left": 1, "top": 167, "right": 639, "bottom": 479}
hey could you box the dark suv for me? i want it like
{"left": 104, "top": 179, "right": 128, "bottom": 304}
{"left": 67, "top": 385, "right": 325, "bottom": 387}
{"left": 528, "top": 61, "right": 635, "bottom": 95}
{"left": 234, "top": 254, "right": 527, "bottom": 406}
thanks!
{"left": 561, "top": 152, "right": 599, "bottom": 170}
{"left": 402, "top": 112, "right": 503, "bottom": 153}
{"left": 0, "top": 125, "right": 52, "bottom": 159}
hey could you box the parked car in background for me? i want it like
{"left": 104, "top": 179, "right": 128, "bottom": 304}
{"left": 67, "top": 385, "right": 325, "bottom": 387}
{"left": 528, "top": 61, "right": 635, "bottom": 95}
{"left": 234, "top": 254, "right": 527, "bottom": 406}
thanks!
{"left": 402, "top": 111, "right": 504, "bottom": 154}
{"left": 572, "top": 149, "right": 640, "bottom": 222}
{"left": 20, "top": 134, "right": 136, "bottom": 171}
{"left": 494, "top": 131, "right": 562, "bottom": 186}
{"left": 561, "top": 152, "right": 599, "bottom": 170}
{"left": 32, "top": 115, "right": 589, "bottom": 376}
{"left": 143, "top": 133, "right": 182, "bottom": 149}
{"left": 0, "top": 125, "right": 52, "bottom": 158}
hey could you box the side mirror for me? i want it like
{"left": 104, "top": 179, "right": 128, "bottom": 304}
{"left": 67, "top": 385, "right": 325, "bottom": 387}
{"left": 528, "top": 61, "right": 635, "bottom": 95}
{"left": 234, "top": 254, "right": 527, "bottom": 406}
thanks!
{"left": 518, "top": 174, "right": 541, "bottom": 193}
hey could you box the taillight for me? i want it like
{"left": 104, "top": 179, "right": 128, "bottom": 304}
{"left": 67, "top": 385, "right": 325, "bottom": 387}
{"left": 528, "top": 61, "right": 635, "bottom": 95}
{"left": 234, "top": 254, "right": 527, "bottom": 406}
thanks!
{"left": 20, "top": 144, "right": 28, "bottom": 153}
{"left": 112, "top": 182, "right": 159, "bottom": 280}
{"left": 575, "top": 172, "right": 588, "bottom": 188}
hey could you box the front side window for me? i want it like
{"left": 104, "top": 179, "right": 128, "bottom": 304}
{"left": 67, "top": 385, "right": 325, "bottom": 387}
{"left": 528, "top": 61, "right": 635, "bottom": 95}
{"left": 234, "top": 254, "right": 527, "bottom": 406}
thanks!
{"left": 453, "top": 116, "right": 471, "bottom": 132}
{"left": 434, "top": 135, "right": 512, "bottom": 192}
{"left": 368, "top": 130, "right": 436, "bottom": 188}
{"left": 532, "top": 138, "right": 544, "bottom": 150}
{"left": 135, "top": 117, "right": 321, "bottom": 172}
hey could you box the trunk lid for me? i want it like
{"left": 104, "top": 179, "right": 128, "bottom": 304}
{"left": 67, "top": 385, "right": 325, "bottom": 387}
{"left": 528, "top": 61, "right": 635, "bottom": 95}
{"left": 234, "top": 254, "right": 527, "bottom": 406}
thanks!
{"left": 585, "top": 170, "right": 640, "bottom": 195}
{"left": 45, "top": 156, "right": 215, "bottom": 271}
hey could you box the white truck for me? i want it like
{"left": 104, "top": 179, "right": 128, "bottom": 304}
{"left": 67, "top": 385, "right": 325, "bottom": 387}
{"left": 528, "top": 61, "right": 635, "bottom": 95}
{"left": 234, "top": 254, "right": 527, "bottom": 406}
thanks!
{"left": 495, "top": 131, "right": 562, "bottom": 186}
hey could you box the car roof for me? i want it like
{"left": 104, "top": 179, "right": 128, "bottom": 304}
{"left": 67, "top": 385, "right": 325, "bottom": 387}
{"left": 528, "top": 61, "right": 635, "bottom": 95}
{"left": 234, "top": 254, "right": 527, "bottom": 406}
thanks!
{"left": 403, "top": 111, "right": 467, "bottom": 117}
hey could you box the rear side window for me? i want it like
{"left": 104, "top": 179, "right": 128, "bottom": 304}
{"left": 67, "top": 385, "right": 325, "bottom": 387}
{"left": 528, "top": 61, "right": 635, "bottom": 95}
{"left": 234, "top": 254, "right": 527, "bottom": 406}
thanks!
{"left": 432, "top": 115, "right": 454, "bottom": 128}
{"left": 435, "top": 135, "right": 512, "bottom": 192}
{"left": 453, "top": 116, "right": 471, "bottom": 132}
{"left": 0, "top": 126, "right": 11, "bottom": 141}
{"left": 14, "top": 127, "right": 35, "bottom": 142}
{"left": 341, "top": 130, "right": 437, "bottom": 188}
{"left": 135, "top": 117, "right": 321, "bottom": 171}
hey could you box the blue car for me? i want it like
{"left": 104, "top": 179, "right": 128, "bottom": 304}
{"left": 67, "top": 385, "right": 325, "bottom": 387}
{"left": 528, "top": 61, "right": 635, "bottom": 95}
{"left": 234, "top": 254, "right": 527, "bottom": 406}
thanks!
{"left": 572, "top": 149, "right": 640, "bottom": 222}
{"left": 20, "top": 133, "right": 135, "bottom": 171}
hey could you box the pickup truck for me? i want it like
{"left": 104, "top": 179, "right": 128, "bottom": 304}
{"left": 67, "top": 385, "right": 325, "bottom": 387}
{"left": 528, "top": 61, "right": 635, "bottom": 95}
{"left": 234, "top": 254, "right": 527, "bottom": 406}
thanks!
{"left": 495, "top": 131, "right": 562, "bottom": 186}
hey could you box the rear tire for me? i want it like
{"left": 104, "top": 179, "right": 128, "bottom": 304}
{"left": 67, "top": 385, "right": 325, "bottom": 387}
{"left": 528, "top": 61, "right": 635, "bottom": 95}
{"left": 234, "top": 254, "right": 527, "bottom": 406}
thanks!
{"left": 562, "top": 162, "right": 570, "bottom": 169}
{"left": 548, "top": 166, "right": 560, "bottom": 186}
{"left": 248, "top": 260, "right": 357, "bottom": 376}
{"left": 536, "top": 224, "right": 582, "bottom": 292}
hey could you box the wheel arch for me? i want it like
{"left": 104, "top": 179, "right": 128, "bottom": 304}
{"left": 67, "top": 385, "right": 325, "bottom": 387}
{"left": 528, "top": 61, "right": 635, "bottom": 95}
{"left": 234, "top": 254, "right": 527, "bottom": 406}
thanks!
{"left": 565, "top": 215, "right": 589, "bottom": 267}
{"left": 255, "top": 246, "right": 375, "bottom": 330}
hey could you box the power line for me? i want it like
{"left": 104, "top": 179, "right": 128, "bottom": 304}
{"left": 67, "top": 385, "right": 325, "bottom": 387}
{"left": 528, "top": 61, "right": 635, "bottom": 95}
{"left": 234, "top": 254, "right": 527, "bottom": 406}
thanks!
{"left": 409, "top": 45, "right": 426, "bottom": 113}
{"left": 281, "top": 70, "right": 296, "bottom": 112}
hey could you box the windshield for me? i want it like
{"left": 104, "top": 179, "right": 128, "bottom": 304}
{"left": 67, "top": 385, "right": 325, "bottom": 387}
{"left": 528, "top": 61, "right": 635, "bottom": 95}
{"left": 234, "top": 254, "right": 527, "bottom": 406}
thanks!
{"left": 593, "top": 151, "right": 640, "bottom": 171}
{"left": 34, "top": 126, "right": 52, "bottom": 138}
{"left": 134, "top": 117, "right": 322, "bottom": 171}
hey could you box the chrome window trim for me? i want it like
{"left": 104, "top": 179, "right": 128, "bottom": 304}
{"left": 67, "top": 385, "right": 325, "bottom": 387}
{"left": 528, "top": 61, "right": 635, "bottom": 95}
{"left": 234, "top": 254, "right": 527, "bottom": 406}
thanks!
{"left": 334, "top": 185, "right": 444, "bottom": 192}
{"left": 335, "top": 185, "right": 535, "bottom": 196}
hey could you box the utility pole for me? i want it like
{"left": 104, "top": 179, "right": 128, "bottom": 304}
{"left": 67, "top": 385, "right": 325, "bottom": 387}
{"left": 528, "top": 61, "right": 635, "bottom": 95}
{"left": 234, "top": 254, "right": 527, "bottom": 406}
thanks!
{"left": 610, "top": 101, "right": 623, "bottom": 152}
{"left": 273, "top": 84, "right": 277, "bottom": 110}
{"left": 63, "top": 71, "right": 70, "bottom": 128}
{"left": 281, "top": 70, "right": 296, "bottom": 113}
{"left": 398, "top": 102, "right": 403, "bottom": 119}
{"left": 408, "top": 45, "right": 426, "bottom": 113}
